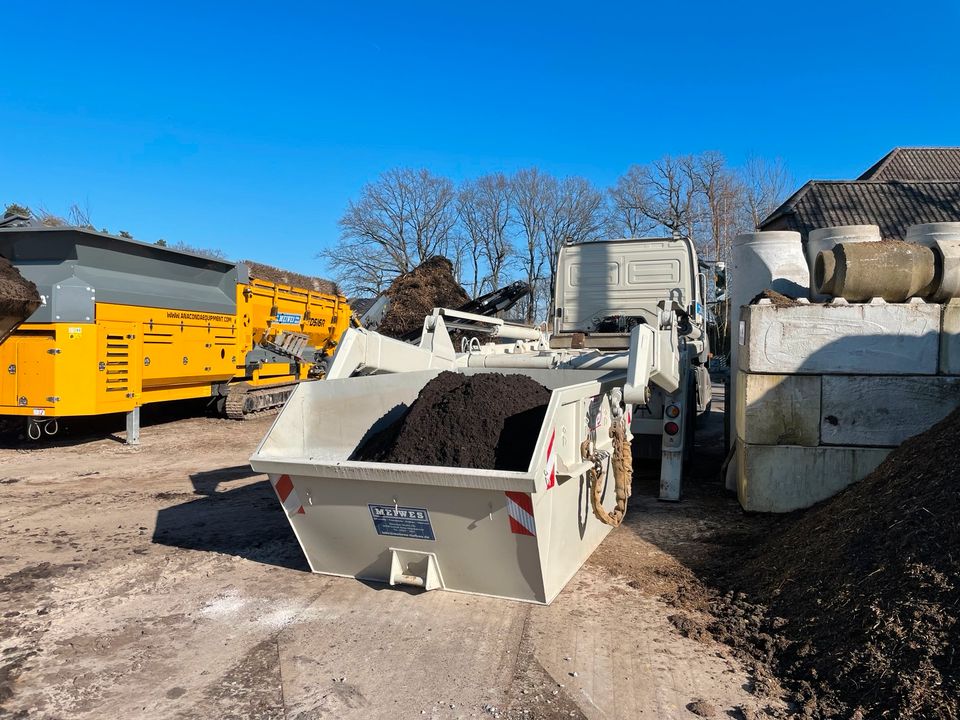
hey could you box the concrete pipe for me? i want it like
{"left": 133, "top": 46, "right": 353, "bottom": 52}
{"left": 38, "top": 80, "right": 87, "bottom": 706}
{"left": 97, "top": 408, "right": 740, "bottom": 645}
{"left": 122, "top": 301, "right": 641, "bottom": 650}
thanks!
{"left": 729, "top": 230, "right": 808, "bottom": 374}
{"left": 906, "top": 224, "right": 960, "bottom": 301}
{"left": 726, "top": 231, "right": 807, "bottom": 490}
{"left": 906, "top": 222, "right": 960, "bottom": 248}
{"left": 931, "top": 239, "right": 960, "bottom": 301}
{"left": 805, "top": 225, "right": 880, "bottom": 301}
{"left": 815, "top": 240, "right": 936, "bottom": 302}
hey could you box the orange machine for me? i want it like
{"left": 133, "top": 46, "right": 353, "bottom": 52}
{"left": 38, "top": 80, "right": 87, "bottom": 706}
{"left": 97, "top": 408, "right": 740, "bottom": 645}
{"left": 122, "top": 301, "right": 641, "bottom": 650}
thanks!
{"left": 0, "top": 226, "right": 350, "bottom": 442}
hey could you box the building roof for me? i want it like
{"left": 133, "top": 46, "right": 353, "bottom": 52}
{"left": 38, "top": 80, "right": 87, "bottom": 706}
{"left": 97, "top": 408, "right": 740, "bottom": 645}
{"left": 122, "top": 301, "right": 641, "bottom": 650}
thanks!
{"left": 857, "top": 147, "right": 960, "bottom": 182}
{"left": 760, "top": 180, "right": 960, "bottom": 240}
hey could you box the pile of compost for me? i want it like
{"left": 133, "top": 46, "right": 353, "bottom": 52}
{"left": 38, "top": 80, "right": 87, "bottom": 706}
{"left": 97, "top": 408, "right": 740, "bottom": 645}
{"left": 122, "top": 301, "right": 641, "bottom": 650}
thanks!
{"left": 376, "top": 256, "right": 469, "bottom": 339}
{"left": 352, "top": 371, "right": 550, "bottom": 471}
{"left": 749, "top": 289, "right": 802, "bottom": 307}
{"left": 244, "top": 260, "right": 339, "bottom": 295}
{"left": 723, "top": 406, "right": 960, "bottom": 718}
{"left": 0, "top": 256, "right": 41, "bottom": 318}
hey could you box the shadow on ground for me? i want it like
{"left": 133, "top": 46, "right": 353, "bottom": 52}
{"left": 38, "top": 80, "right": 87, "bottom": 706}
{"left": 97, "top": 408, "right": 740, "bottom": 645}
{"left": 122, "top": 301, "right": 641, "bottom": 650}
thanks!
{"left": 0, "top": 398, "right": 218, "bottom": 449}
{"left": 618, "top": 384, "right": 780, "bottom": 577}
{"left": 152, "top": 465, "right": 309, "bottom": 572}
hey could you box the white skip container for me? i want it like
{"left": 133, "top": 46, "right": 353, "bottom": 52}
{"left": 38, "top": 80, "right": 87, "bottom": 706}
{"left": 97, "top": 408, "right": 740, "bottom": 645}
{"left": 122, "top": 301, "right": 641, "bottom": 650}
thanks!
{"left": 249, "top": 368, "right": 630, "bottom": 604}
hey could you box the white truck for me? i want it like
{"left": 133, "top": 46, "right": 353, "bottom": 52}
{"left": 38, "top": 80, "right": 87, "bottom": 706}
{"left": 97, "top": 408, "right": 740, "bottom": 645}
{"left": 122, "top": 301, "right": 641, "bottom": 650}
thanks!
{"left": 549, "top": 236, "right": 712, "bottom": 498}
{"left": 250, "top": 236, "right": 712, "bottom": 603}
{"left": 327, "top": 235, "right": 711, "bottom": 500}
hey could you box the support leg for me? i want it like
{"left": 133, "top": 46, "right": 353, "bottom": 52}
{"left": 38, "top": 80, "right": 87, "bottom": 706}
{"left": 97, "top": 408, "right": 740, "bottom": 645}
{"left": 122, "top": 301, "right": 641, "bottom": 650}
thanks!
{"left": 659, "top": 363, "right": 690, "bottom": 501}
{"left": 125, "top": 407, "right": 140, "bottom": 446}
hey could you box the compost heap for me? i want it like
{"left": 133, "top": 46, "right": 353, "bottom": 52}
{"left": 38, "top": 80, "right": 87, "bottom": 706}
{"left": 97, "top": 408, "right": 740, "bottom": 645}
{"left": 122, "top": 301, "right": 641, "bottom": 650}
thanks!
{"left": 0, "top": 256, "right": 41, "bottom": 318}
{"left": 731, "top": 406, "right": 960, "bottom": 719}
{"left": 749, "top": 289, "right": 802, "bottom": 307}
{"left": 352, "top": 371, "right": 550, "bottom": 471}
{"left": 376, "top": 256, "right": 469, "bottom": 338}
{"left": 244, "top": 260, "right": 339, "bottom": 295}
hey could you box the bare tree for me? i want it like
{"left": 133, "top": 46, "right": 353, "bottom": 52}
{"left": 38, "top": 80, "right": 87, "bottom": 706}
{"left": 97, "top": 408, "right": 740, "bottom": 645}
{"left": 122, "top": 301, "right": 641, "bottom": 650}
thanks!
{"left": 35, "top": 205, "right": 67, "bottom": 227}
{"left": 541, "top": 176, "right": 605, "bottom": 291}
{"left": 68, "top": 202, "right": 93, "bottom": 228}
{"left": 608, "top": 168, "right": 658, "bottom": 237}
{"left": 458, "top": 173, "right": 512, "bottom": 295}
{"left": 170, "top": 240, "right": 228, "bottom": 260}
{"left": 740, "top": 156, "right": 792, "bottom": 230}
{"left": 510, "top": 168, "right": 551, "bottom": 323}
{"left": 321, "top": 168, "right": 457, "bottom": 297}
{"left": 456, "top": 182, "right": 485, "bottom": 298}
{"left": 446, "top": 230, "right": 475, "bottom": 297}
{"left": 690, "top": 151, "right": 743, "bottom": 261}
{"left": 611, "top": 156, "right": 701, "bottom": 240}
{"left": 610, "top": 151, "right": 791, "bottom": 262}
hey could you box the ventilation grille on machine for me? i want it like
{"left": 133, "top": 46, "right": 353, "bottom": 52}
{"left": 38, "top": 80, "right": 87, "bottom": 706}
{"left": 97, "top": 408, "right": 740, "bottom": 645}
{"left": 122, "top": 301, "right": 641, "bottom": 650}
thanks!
{"left": 143, "top": 331, "right": 173, "bottom": 345}
{"left": 104, "top": 333, "right": 130, "bottom": 392}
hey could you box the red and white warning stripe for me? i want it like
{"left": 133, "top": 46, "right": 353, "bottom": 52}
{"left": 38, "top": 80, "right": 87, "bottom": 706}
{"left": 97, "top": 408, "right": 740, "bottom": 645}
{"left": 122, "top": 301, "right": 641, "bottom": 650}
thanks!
{"left": 505, "top": 491, "right": 536, "bottom": 536}
{"left": 271, "top": 474, "right": 305, "bottom": 516}
{"left": 545, "top": 429, "right": 556, "bottom": 490}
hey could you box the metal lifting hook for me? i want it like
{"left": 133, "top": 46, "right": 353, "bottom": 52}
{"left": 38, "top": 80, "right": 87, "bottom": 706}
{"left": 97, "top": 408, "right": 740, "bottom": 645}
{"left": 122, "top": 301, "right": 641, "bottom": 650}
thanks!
{"left": 459, "top": 336, "right": 482, "bottom": 354}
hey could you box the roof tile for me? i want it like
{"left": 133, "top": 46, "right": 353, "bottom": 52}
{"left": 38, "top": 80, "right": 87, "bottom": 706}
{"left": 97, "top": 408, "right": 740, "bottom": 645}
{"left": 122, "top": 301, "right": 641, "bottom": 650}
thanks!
{"left": 760, "top": 181, "right": 960, "bottom": 240}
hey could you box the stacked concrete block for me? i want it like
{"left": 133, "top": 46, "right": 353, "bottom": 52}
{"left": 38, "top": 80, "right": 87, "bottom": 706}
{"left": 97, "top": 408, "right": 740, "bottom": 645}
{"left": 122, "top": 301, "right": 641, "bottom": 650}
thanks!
{"left": 943, "top": 299, "right": 960, "bottom": 374}
{"left": 736, "top": 298, "right": 958, "bottom": 512}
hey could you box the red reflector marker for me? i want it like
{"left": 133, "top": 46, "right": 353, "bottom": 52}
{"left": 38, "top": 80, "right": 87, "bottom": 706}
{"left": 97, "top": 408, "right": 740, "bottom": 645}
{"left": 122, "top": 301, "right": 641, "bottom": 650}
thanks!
{"left": 664, "top": 421, "right": 680, "bottom": 436}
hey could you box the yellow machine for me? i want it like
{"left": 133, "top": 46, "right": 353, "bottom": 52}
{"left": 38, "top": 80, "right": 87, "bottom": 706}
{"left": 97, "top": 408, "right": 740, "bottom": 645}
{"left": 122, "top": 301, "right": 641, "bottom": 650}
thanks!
{"left": 0, "top": 226, "right": 350, "bottom": 442}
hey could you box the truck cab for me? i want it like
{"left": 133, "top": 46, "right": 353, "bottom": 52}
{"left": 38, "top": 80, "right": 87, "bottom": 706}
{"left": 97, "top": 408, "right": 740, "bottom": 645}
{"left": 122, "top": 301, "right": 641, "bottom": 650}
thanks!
{"left": 552, "top": 236, "right": 712, "bottom": 499}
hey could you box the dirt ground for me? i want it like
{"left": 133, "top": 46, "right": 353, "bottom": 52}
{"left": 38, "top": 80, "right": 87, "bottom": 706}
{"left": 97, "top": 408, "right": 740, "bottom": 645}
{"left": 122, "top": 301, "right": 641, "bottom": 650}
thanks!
{"left": 0, "top": 387, "right": 786, "bottom": 719}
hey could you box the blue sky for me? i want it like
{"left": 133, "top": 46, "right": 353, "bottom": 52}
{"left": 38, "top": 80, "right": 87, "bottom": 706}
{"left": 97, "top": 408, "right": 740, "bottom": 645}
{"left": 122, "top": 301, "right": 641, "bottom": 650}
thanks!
{"left": 1, "top": 1, "right": 957, "bottom": 276}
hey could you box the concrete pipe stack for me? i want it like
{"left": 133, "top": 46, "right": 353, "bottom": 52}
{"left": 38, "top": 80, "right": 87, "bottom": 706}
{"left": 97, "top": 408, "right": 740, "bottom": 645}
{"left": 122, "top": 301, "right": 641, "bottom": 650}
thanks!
{"left": 725, "top": 231, "right": 809, "bottom": 490}
{"left": 734, "top": 223, "right": 960, "bottom": 512}
{"left": 906, "top": 223, "right": 960, "bottom": 302}
{"left": 813, "top": 223, "right": 960, "bottom": 304}
{"left": 805, "top": 225, "right": 880, "bottom": 301}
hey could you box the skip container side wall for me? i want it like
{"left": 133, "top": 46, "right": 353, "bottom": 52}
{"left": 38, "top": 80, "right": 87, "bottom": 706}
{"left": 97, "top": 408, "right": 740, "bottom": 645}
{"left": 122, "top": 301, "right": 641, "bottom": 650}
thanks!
{"left": 250, "top": 368, "right": 628, "bottom": 604}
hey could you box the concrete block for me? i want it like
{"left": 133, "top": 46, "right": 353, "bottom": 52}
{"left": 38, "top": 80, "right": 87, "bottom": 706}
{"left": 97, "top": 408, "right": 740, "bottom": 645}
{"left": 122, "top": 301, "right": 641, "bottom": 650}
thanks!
{"left": 737, "top": 441, "right": 890, "bottom": 513}
{"left": 821, "top": 375, "right": 960, "bottom": 447}
{"left": 942, "top": 300, "right": 960, "bottom": 375}
{"left": 736, "top": 371, "right": 820, "bottom": 446}
{"left": 739, "top": 301, "right": 941, "bottom": 375}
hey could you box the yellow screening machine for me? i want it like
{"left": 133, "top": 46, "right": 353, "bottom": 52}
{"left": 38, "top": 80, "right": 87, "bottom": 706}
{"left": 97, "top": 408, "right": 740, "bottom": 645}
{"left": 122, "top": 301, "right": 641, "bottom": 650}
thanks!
{"left": 0, "top": 226, "right": 351, "bottom": 442}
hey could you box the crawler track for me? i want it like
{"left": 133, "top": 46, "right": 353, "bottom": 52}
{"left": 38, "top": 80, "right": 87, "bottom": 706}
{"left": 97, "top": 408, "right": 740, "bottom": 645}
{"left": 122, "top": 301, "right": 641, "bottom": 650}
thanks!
{"left": 223, "top": 382, "right": 300, "bottom": 419}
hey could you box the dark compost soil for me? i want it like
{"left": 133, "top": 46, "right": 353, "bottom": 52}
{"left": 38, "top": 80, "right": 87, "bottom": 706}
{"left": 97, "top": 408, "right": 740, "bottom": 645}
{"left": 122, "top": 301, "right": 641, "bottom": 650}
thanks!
{"left": 749, "top": 289, "right": 801, "bottom": 307}
{"left": 0, "top": 256, "right": 41, "bottom": 317}
{"left": 668, "top": 407, "right": 960, "bottom": 719}
{"left": 244, "top": 260, "right": 339, "bottom": 295}
{"left": 352, "top": 371, "right": 551, "bottom": 471}
{"left": 376, "top": 257, "right": 470, "bottom": 339}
